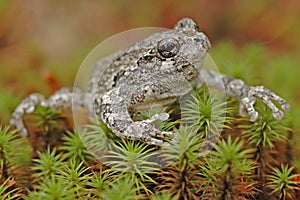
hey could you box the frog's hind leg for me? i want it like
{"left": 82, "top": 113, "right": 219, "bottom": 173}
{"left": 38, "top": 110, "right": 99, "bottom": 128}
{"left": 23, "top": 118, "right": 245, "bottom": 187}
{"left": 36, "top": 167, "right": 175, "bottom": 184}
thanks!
{"left": 10, "top": 87, "right": 83, "bottom": 137}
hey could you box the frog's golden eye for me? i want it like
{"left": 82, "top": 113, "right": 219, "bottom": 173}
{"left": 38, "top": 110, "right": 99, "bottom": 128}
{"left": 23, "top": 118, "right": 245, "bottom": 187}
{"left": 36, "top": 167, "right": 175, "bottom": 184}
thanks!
{"left": 157, "top": 38, "right": 180, "bottom": 58}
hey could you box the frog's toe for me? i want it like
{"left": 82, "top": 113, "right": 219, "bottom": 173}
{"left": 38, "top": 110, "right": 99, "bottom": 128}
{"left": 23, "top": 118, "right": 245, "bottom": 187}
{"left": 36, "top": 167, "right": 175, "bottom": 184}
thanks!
{"left": 158, "top": 131, "right": 174, "bottom": 139}
{"left": 149, "top": 129, "right": 173, "bottom": 139}
{"left": 273, "top": 110, "right": 284, "bottom": 120}
{"left": 240, "top": 97, "right": 258, "bottom": 121}
{"left": 146, "top": 113, "right": 169, "bottom": 123}
{"left": 249, "top": 111, "right": 259, "bottom": 122}
{"left": 156, "top": 113, "right": 169, "bottom": 121}
{"left": 281, "top": 102, "right": 290, "bottom": 112}
{"left": 143, "top": 136, "right": 165, "bottom": 146}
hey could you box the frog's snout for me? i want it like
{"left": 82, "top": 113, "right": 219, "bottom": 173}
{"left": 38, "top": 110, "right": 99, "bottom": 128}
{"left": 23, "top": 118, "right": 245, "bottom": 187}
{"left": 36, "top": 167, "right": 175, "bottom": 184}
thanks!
{"left": 195, "top": 32, "right": 211, "bottom": 52}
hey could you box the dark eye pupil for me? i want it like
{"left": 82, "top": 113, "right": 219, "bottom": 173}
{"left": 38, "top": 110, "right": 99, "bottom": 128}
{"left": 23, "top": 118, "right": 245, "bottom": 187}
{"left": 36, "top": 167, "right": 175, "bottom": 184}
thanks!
{"left": 158, "top": 38, "right": 179, "bottom": 58}
{"left": 162, "top": 42, "right": 175, "bottom": 52}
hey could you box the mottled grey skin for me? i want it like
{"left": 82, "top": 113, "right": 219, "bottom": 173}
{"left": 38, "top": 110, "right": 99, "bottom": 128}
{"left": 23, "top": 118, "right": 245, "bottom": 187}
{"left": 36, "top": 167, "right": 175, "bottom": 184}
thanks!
{"left": 10, "top": 18, "right": 290, "bottom": 145}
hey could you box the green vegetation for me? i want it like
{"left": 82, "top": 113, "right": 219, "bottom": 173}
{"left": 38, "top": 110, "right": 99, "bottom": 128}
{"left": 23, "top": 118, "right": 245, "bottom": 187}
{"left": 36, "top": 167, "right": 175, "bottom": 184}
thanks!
{"left": 0, "top": 44, "right": 299, "bottom": 199}
{"left": 1, "top": 0, "right": 300, "bottom": 199}
{"left": 268, "top": 165, "right": 300, "bottom": 200}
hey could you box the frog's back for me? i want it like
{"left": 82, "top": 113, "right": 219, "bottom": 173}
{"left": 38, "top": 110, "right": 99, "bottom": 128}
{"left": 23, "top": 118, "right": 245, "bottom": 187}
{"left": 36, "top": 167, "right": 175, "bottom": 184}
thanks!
{"left": 86, "top": 32, "right": 163, "bottom": 96}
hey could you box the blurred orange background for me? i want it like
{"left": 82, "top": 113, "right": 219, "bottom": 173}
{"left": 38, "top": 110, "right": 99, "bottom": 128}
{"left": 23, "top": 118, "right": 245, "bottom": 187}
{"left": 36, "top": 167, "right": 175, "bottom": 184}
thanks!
{"left": 0, "top": 0, "right": 300, "bottom": 123}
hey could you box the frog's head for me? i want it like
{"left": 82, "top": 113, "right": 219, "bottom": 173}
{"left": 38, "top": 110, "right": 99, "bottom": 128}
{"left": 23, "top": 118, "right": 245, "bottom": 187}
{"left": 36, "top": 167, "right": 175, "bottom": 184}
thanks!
{"left": 154, "top": 18, "right": 210, "bottom": 83}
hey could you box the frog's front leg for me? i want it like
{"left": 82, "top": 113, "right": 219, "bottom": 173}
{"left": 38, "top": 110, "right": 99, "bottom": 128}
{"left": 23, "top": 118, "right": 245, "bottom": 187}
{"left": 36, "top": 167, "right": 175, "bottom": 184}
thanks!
{"left": 200, "top": 69, "right": 290, "bottom": 121}
{"left": 95, "top": 84, "right": 174, "bottom": 146}
{"left": 10, "top": 87, "right": 83, "bottom": 137}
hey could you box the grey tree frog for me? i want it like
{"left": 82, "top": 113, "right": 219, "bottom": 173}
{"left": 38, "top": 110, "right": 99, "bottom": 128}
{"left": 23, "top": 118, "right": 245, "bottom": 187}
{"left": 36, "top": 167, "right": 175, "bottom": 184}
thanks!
{"left": 10, "top": 18, "right": 290, "bottom": 146}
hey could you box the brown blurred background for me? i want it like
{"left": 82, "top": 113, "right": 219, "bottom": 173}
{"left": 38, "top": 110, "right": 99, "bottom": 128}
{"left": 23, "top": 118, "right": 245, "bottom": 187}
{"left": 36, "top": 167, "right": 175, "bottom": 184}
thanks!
{"left": 0, "top": 0, "right": 300, "bottom": 123}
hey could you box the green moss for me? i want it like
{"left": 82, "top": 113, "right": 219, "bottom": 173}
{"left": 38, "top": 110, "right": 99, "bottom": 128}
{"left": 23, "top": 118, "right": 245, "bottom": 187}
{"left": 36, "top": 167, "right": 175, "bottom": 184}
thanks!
{"left": 1, "top": 41, "right": 299, "bottom": 199}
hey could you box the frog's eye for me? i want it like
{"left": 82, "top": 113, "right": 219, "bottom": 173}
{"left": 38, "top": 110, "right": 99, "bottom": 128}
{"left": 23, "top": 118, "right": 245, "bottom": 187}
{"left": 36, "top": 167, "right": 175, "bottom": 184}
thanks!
{"left": 157, "top": 38, "right": 180, "bottom": 58}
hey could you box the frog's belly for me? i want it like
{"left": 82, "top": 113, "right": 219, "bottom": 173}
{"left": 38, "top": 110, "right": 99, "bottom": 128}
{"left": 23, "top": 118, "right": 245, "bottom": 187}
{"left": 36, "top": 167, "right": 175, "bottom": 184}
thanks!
{"left": 128, "top": 97, "right": 177, "bottom": 110}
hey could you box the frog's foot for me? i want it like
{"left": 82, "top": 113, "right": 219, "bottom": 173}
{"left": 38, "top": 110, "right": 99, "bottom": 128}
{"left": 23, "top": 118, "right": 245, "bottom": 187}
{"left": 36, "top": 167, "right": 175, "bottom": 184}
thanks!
{"left": 10, "top": 93, "right": 46, "bottom": 137}
{"left": 239, "top": 86, "right": 290, "bottom": 121}
{"left": 123, "top": 120, "right": 174, "bottom": 146}
{"left": 10, "top": 87, "right": 83, "bottom": 137}
{"left": 144, "top": 113, "right": 174, "bottom": 139}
